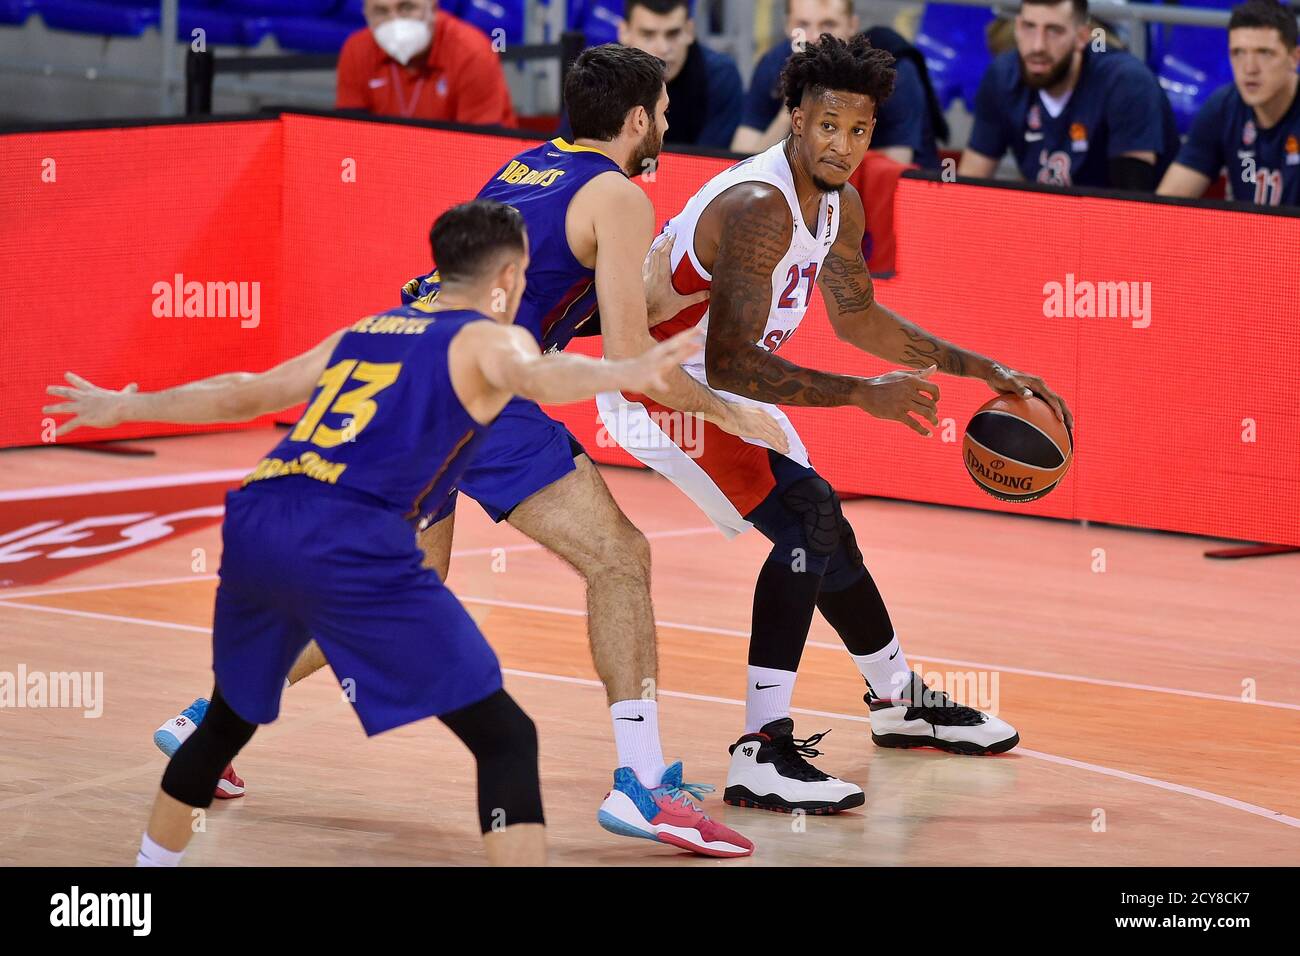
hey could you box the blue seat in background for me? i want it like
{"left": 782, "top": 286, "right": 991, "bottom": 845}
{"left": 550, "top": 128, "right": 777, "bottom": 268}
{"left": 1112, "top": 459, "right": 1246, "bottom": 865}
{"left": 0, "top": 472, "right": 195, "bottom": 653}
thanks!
{"left": 1, "top": 0, "right": 36, "bottom": 25}
{"left": 1146, "top": 0, "right": 1232, "bottom": 132}
{"left": 914, "top": 3, "right": 994, "bottom": 110}
{"left": 569, "top": 0, "right": 620, "bottom": 46}
{"left": 265, "top": 12, "right": 356, "bottom": 51}
{"left": 178, "top": 2, "right": 250, "bottom": 46}
{"left": 36, "top": 0, "right": 160, "bottom": 36}
{"left": 222, "top": 0, "right": 338, "bottom": 14}
{"left": 458, "top": 0, "right": 524, "bottom": 45}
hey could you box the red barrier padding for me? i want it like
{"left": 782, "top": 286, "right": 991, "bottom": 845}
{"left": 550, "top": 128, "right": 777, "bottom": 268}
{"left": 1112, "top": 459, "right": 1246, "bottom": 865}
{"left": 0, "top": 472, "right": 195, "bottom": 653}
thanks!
{"left": 2, "top": 115, "right": 1296, "bottom": 546}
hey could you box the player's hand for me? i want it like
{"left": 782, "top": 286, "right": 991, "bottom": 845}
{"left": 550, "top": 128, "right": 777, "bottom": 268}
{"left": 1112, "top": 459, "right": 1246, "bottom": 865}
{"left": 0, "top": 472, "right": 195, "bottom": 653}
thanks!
{"left": 644, "top": 234, "right": 708, "bottom": 328}
{"left": 983, "top": 362, "right": 1073, "bottom": 431}
{"left": 615, "top": 329, "right": 704, "bottom": 395}
{"left": 856, "top": 365, "right": 941, "bottom": 437}
{"left": 716, "top": 401, "right": 791, "bottom": 455}
{"left": 42, "top": 372, "right": 138, "bottom": 437}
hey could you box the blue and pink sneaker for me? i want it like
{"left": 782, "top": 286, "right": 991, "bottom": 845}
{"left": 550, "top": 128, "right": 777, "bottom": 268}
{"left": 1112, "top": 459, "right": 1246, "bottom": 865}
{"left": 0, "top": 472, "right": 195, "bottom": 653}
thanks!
{"left": 597, "top": 762, "right": 754, "bottom": 858}
{"left": 153, "top": 697, "right": 245, "bottom": 800}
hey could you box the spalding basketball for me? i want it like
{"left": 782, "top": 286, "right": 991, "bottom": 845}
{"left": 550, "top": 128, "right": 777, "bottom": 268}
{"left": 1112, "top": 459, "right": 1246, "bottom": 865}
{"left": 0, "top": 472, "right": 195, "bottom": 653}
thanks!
{"left": 963, "top": 394, "right": 1072, "bottom": 502}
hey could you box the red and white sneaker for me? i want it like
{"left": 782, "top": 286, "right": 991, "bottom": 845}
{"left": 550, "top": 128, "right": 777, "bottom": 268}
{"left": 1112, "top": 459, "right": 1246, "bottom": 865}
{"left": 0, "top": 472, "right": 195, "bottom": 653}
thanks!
{"left": 214, "top": 763, "right": 245, "bottom": 800}
{"left": 597, "top": 762, "right": 753, "bottom": 858}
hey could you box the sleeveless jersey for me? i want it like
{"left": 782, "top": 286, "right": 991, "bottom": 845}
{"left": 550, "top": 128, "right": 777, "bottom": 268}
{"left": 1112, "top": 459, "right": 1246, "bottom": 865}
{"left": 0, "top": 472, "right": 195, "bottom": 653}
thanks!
{"left": 402, "top": 138, "right": 624, "bottom": 353}
{"left": 243, "top": 305, "right": 492, "bottom": 522}
{"left": 648, "top": 140, "right": 841, "bottom": 376}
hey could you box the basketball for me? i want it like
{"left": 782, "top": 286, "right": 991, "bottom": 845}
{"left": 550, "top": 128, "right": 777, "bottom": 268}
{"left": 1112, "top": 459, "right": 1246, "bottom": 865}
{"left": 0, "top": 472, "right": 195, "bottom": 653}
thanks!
{"left": 963, "top": 394, "right": 1073, "bottom": 503}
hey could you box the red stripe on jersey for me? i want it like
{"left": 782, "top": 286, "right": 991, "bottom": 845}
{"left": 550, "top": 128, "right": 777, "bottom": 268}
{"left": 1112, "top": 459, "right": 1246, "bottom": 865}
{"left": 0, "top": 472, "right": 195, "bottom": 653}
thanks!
{"left": 649, "top": 251, "right": 712, "bottom": 342}
{"left": 540, "top": 276, "right": 595, "bottom": 339}
{"left": 636, "top": 394, "right": 778, "bottom": 516}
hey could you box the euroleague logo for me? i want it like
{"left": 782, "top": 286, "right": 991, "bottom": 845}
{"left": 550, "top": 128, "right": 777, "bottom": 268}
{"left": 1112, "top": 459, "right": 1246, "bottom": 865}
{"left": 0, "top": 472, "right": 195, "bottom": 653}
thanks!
{"left": 0, "top": 477, "right": 235, "bottom": 587}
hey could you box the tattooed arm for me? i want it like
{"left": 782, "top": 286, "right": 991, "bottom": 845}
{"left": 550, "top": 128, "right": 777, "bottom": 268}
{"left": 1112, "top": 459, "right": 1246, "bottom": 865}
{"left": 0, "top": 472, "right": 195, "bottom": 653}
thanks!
{"left": 704, "top": 184, "right": 941, "bottom": 434}
{"left": 819, "top": 183, "right": 1073, "bottom": 427}
{"left": 820, "top": 182, "right": 991, "bottom": 378}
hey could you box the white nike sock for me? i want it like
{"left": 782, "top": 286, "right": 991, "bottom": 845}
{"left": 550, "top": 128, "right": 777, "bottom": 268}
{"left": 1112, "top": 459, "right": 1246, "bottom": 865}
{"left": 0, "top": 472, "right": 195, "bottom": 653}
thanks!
{"left": 610, "top": 699, "right": 667, "bottom": 788}
{"left": 851, "top": 635, "right": 912, "bottom": 700}
{"left": 745, "top": 665, "right": 796, "bottom": 734}
{"left": 136, "top": 833, "right": 184, "bottom": 867}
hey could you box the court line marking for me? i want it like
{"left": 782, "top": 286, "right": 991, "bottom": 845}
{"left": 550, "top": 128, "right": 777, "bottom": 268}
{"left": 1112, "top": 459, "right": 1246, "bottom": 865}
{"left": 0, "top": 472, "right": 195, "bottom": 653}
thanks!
{"left": 5, "top": 598, "right": 1294, "bottom": 832}
{"left": 0, "top": 528, "right": 722, "bottom": 600}
{"left": 457, "top": 595, "right": 1300, "bottom": 712}
{"left": 3, "top": 577, "right": 1298, "bottom": 712}
{"left": 499, "top": 668, "right": 1300, "bottom": 830}
{"left": 0, "top": 470, "right": 250, "bottom": 501}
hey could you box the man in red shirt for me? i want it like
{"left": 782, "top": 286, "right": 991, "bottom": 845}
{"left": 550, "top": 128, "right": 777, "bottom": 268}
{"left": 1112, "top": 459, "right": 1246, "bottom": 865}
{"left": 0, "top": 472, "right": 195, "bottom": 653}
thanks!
{"left": 336, "top": 0, "right": 517, "bottom": 127}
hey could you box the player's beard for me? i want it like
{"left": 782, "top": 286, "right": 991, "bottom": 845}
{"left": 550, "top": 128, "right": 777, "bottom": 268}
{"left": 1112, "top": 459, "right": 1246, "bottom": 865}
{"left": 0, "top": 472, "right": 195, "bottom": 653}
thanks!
{"left": 811, "top": 172, "right": 847, "bottom": 193}
{"left": 1019, "top": 49, "right": 1074, "bottom": 90}
{"left": 627, "top": 123, "right": 665, "bottom": 178}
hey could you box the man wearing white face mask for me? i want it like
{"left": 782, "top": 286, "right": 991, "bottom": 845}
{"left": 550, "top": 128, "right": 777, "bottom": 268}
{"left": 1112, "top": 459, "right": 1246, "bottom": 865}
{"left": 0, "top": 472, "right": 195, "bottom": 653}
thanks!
{"left": 337, "top": 0, "right": 517, "bottom": 127}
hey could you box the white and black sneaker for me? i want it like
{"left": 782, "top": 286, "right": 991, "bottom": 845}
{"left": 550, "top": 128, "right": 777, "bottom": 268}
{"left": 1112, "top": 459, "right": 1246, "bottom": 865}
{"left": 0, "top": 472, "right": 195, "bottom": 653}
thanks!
{"left": 866, "top": 673, "right": 1019, "bottom": 755}
{"left": 724, "top": 718, "right": 865, "bottom": 814}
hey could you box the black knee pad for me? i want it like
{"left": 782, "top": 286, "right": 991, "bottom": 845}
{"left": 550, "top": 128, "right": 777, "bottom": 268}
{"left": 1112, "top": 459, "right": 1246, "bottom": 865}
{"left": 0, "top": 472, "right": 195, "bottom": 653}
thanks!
{"left": 160, "top": 688, "right": 257, "bottom": 809}
{"left": 781, "top": 476, "right": 844, "bottom": 557}
{"left": 441, "top": 690, "right": 544, "bottom": 832}
{"left": 822, "top": 515, "right": 867, "bottom": 591}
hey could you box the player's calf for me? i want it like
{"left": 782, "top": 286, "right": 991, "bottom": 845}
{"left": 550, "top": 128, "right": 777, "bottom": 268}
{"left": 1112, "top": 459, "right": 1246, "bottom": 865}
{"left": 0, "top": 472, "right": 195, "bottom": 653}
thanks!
{"left": 440, "top": 689, "right": 546, "bottom": 865}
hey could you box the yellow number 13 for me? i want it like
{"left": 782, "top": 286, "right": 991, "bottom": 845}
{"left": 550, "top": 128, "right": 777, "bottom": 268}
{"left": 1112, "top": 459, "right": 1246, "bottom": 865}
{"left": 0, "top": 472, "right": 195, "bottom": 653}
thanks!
{"left": 290, "top": 360, "right": 402, "bottom": 448}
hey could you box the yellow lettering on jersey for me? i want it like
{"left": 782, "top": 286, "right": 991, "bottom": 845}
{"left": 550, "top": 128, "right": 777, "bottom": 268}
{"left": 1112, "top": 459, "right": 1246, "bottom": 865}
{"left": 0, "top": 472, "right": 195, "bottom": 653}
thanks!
{"left": 497, "top": 161, "right": 565, "bottom": 189}
{"left": 243, "top": 452, "right": 347, "bottom": 487}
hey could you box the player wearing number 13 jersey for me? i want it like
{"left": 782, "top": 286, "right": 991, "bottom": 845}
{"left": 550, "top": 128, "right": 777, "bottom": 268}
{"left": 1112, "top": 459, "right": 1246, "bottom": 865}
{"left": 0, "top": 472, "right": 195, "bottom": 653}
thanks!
{"left": 598, "top": 35, "right": 1074, "bottom": 814}
{"left": 131, "top": 201, "right": 706, "bottom": 867}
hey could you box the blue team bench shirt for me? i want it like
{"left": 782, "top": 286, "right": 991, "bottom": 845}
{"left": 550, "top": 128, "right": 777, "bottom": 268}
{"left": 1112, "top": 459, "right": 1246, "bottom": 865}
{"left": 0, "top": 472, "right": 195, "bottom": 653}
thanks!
{"left": 1176, "top": 81, "right": 1300, "bottom": 207}
{"left": 968, "top": 47, "right": 1179, "bottom": 188}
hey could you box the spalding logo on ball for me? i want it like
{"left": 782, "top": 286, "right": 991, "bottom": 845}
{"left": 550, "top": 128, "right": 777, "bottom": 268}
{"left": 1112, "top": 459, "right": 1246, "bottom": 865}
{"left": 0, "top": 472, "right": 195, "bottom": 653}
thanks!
{"left": 963, "top": 393, "right": 1072, "bottom": 502}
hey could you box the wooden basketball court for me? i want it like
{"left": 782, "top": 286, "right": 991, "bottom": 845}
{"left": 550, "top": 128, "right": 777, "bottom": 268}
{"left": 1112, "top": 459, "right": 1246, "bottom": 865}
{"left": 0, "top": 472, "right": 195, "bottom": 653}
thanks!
{"left": 2, "top": 430, "right": 1297, "bottom": 866}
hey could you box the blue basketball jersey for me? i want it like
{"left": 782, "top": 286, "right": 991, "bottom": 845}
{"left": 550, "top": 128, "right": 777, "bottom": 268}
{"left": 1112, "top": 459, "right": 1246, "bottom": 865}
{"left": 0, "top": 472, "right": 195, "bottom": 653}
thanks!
{"left": 1176, "top": 82, "right": 1300, "bottom": 206}
{"left": 242, "top": 305, "right": 491, "bottom": 521}
{"left": 402, "top": 138, "right": 625, "bottom": 352}
{"left": 969, "top": 48, "right": 1178, "bottom": 188}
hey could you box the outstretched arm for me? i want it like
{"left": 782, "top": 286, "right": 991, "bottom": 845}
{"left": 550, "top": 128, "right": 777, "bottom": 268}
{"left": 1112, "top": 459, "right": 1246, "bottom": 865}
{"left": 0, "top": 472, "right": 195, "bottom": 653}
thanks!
{"left": 44, "top": 329, "right": 346, "bottom": 436}
{"left": 454, "top": 322, "right": 702, "bottom": 420}
{"left": 586, "top": 175, "right": 790, "bottom": 453}
{"left": 819, "top": 184, "right": 1073, "bottom": 428}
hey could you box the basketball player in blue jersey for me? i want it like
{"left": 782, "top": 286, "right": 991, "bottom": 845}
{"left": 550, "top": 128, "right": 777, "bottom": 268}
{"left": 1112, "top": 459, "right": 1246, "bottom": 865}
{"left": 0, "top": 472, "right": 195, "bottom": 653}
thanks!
{"left": 958, "top": 0, "right": 1178, "bottom": 191}
{"left": 1159, "top": 1, "right": 1300, "bottom": 207}
{"left": 50, "top": 45, "right": 771, "bottom": 857}
{"left": 126, "top": 200, "right": 712, "bottom": 867}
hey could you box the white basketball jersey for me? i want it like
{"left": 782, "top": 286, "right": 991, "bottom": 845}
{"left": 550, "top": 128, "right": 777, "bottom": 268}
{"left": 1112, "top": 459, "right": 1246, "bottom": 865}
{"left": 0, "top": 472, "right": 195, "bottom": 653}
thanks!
{"left": 654, "top": 140, "right": 841, "bottom": 374}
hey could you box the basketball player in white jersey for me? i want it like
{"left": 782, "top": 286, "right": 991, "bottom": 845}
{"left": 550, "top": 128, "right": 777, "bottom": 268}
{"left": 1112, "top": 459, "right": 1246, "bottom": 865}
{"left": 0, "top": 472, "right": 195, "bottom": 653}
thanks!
{"left": 597, "top": 34, "right": 1073, "bottom": 813}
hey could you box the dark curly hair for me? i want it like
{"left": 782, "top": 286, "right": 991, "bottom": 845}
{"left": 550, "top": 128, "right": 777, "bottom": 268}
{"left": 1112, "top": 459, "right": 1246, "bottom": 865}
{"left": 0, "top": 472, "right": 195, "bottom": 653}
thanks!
{"left": 781, "top": 34, "right": 897, "bottom": 114}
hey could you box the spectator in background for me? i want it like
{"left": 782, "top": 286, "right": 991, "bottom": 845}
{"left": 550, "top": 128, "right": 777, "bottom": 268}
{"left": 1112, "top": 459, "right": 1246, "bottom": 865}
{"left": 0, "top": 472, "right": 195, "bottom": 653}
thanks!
{"left": 619, "top": 0, "right": 743, "bottom": 148}
{"left": 1159, "top": 1, "right": 1300, "bottom": 206}
{"left": 336, "top": 0, "right": 516, "bottom": 127}
{"left": 730, "top": 0, "right": 943, "bottom": 168}
{"left": 959, "top": 0, "right": 1177, "bottom": 190}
